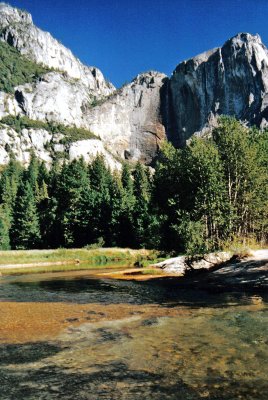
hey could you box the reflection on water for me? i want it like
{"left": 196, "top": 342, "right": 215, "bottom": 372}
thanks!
{"left": 0, "top": 268, "right": 268, "bottom": 399}
{"left": 2, "top": 269, "right": 268, "bottom": 307}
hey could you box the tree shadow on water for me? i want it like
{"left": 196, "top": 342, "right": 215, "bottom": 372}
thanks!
{"left": 0, "top": 345, "right": 202, "bottom": 400}
{"left": 0, "top": 342, "right": 63, "bottom": 365}
{"left": 1, "top": 343, "right": 267, "bottom": 400}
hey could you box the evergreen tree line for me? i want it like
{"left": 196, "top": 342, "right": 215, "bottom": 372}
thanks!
{"left": 0, "top": 117, "right": 267, "bottom": 253}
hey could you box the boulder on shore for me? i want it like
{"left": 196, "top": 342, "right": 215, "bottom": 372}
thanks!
{"left": 152, "top": 252, "right": 232, "bottom": 276}
{"left": 153, "top": 250, "right": 268, "bottom": 290}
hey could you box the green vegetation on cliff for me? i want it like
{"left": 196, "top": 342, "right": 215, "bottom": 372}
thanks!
{"left": 0, "top": 40, "right": 50, "bottom": 92}
{"left": 0, "top": 114, "right": 97, "bottom": 142}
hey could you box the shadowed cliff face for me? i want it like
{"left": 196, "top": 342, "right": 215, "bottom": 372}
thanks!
{"left": 168, "top": 33, "right": 268, "bottom": 146}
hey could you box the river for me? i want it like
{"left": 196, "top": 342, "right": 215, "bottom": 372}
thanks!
{"left": 0, "top": 267, "right": 267, "bottom": 399}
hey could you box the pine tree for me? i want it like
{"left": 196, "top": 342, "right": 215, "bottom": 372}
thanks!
{"left": 108, "top": 172, "right": 124, "bottom": 246}
{"left": 132, "top": 162, "right": 151, "bottom": 247}
{"left": 87, "top": 156, "right": 113, "bottom": 245}
{"left": 117, "top": 163, "right": 136, "bottom": 247}
{"left": 26, "top": 152, "right": 40, "bottom": 191}
{"left": 151, "top": 143, "right": 184, "bottom": 251}
{"left": 54, "top": 158, "right": 90, "bottom": 247}
{"left": 0, "top": 157, "right": 23, "bottom": 248}
{"left": 41, "top": 159, "right": 61, "bottom": 248}
{"left": 10, "top": 181, "right": 41, "bottom": 249}
{"left": 0, "top": 156, "right": 23, "bottom": 214}
{"left": 0, "top": 204, "right": 10, "bottom": 249}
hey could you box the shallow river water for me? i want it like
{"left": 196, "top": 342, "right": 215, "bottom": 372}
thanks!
{"left": 0, "top": 267, "right": 268, "bottom": 399}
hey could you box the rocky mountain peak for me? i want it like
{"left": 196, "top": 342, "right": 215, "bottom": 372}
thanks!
{"left": 0, "top": 3, "right": 114, "bottom": 96}
{"left": 0, "top": 3, "right": 267, "bottom": 170}
{"left": 0, "top": 2, "right": 32, "bottom": 25}
{"left": 168, "top": 31, "right": 268, "bottom": 146}
{"left": 226, "top": 32, "right": 262, "bottom": 46}
{"left": 130, "top": 71, "right": 166, "bottom": 87}
{"left": 222, "top": 32, "right": 268, "bottom": 69}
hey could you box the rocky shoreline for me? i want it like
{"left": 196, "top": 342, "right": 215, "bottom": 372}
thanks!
{"left": 152, "top": 249, "right": 268, "bottom": 291}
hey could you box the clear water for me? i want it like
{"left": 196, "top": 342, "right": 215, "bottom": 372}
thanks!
{"left": 0, "top": 269, "right": 268, "bottom": 399}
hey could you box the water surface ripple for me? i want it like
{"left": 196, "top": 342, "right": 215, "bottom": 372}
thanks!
{"left": 0, "top": 268, "right": 267, "bottom": 399}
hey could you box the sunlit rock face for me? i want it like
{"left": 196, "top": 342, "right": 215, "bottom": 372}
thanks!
{"left": 168, "top": 33, "right": 268, "bottom": 146}
{"left": 13, "top": 72, "right": 91, "bottom": 128}
{"left": 0, "top": 125, "right": 121, "bottom": 171}
{"left": 0, "top": 91, "right": 21, "bottom": 118}
{"left": 0, "top": 4, "right": 167, "bottom": 165}
{"left": 1, "top": 2, "right": 268, "bottom": 167}
{"left": 0, "top": 3, "right": 114, "bottom": 97}
{"left": 68, "top": 140, "right": 122, "bottom": 170}
{"left": 0, "top": 126, "right": 53, "bottom": 165}
{"left": 84, "top": 72, "right": 168, "bottom": 164}
{"left": 9, "top": 71, "right": 168, "bottom": 165}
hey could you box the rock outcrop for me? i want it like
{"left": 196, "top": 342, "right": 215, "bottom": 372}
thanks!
{"left": 1, "top": 3, "right": 268, "bottom": 167}
{"left": 0, "top": 70, "right": 167, "bottom": 165}
{"left": 84, "top": 72, "right": 168, "bottom": 163}
{"left": 205, "top": 249, "right": 268, "bottom": 290}
{"left": 152, "top": 252, "right": 232, "bottom": 275}
{"left": 0, "top": 3, "right": 114, "bottom": 97}
{"left": 11, "top": 72, "right": 91, "bottom": 127}
{"left": 0, "top": 124, "right": 121, "bottom": 171}
{"left": 168, "top": 33, "right": 268, "bottom": 145}
{"left": 0, "top": 4, "right": 167, "bottom": 165}
{"left": 0, "top": 2, "right": 122, "bottom": 168}
{"left": 152, "top": 250, "right": 268, "bottom": 290}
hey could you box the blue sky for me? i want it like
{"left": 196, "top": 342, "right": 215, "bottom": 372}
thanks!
{"left": 6, "top": 0, "right": 268, "bottom": 87}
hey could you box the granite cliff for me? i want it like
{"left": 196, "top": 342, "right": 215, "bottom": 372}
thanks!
{"left": 168, "top": 32, "right": 268, "bottom": 145}
{"left": 0, "top": 3, "right": 167, "bottom": 167}
{"left": 0, "top": 3, "right": 268, "bottom": 167}
{"left": 0, "top": 3, "right": 114, "bottom": 96}
{"left": 84, "top": 72, "right": 167, "bottom": 164}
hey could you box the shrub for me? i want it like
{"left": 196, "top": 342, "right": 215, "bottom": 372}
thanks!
{"left": 0, "top": 115, "right": 97, "bottom": 143}
{"left": 0, "top": 41, "right": 51, "bottom": 92}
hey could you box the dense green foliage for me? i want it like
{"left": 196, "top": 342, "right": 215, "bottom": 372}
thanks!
{"left": 152, "top": 117, "right": 268, "bottom": 254}
{"left": 0, "top": 117, "right": 267, "bottom": 252}
{"left": 0, "top": 153, "right": 152, "bottom": 249}
{"left": 0, "top": 41, "right": 50, "bottom": 92}
{"left": 0, "top": 115, "right": 97, "bottom": 142}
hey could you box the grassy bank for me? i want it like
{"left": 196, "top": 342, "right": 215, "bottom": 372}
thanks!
{"left": 0, "top": 248, "right": 160, "bottom": 276}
